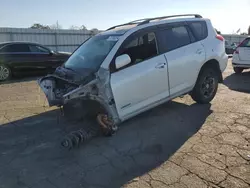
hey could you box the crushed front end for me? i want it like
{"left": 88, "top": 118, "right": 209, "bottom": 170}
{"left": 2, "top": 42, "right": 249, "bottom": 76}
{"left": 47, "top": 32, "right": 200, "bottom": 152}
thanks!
{"left": 38, "top": 67, "right": 120, "bottom": 149}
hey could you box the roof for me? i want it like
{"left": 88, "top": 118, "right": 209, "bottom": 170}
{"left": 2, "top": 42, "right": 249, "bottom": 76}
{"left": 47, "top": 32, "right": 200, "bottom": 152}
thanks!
{"left": 107, "top": 14, "right": 202, "bottom": 31}
{"left": 100, "top": 14, "right": 203, "bottom": 36}
{"left": 0, "top": 41, "right": 42, "bottom": 46}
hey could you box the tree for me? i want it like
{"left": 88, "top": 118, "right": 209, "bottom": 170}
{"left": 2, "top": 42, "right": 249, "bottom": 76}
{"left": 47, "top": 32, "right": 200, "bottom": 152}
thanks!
{"left": 30, "top": 23, "right": 50, "bottom": 29}
{"left": 79, "top": 25, "right": 87, "bottom": 30}
{"left": 69, "top": 25, "right": 87, "bottom": 30}
{"left": 69, "top": 25, "right": 79, "bottom": 30}
{"left": 90, "top": 28, "right": 99, "bottom": 35}
{"left": 50, "top": 21, "right": 62, "bottom": 30}
{"left": 248, "top": 26, "right": 250, "bottom": 35}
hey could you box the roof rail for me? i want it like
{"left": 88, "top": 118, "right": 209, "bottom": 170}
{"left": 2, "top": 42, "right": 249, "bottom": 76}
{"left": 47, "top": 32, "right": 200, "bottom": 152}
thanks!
{"left": 137, "top": 14, "right": 202, "bottom": 26}
{"left": 106, "top": 14, "right": 202, "bottom": 31}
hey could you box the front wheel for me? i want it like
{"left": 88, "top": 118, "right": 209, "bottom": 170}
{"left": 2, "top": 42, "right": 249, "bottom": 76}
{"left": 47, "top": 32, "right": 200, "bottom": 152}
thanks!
{"left": 233, "top": 67, "right": 244, "bottom": 74}
{"left": 0, "top": 64, "right": 11, "bottom": 81}
{"left": 191, "top": 68, "right": 219, "bottom": 104}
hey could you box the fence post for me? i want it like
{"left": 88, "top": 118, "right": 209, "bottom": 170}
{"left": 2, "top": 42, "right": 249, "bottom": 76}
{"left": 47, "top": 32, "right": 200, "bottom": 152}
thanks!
{"left": 9, "top": 32, "right": 13, "bottom": 41}
{"left": 54, "top": 32, "right": 58, "bottom": 51}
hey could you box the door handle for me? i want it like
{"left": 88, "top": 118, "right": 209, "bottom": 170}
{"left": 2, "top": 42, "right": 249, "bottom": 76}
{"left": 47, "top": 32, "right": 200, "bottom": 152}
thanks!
{"left": 155, "top": 63, "right": 166, "bottom": 69}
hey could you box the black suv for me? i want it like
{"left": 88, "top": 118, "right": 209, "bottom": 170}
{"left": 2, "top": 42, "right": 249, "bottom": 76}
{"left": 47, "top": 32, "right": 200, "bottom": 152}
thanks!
{"left": 0, "top": 42, "right": 71, "bottom": 81}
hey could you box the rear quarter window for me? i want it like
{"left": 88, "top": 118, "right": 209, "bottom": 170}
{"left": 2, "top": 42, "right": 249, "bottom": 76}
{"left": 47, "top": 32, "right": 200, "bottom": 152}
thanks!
{"left": 240, "top": 38, "right": 250, "bottom": 47}
{"left": 188, "top": 21, "right": 208, "bottom": 41}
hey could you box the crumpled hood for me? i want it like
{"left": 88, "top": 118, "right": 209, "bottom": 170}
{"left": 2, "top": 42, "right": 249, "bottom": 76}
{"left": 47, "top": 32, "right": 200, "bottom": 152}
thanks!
{"left": 53, "top": 66, "right": 96, "bottom": 85}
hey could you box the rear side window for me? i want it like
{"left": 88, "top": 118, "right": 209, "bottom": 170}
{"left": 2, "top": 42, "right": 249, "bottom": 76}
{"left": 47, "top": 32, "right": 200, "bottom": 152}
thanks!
{"left": 161, "top": 26, "right": 191, "bottom": 51}
{"left": 1, "top": 44, "right": 30, "bottom": 53}
{"left": 29, "top": 45, "right": 50, "bottom": 53}
{"left": 239, "top": 38, "right": 250, "bottom": 47}
{"left": 188, "top": 21, "right": 208, "bottom": 41}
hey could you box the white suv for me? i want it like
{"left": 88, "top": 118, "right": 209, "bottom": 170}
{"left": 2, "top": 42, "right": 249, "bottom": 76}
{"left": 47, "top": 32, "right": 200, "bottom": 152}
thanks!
{"left": 39, "top": 14, "right": 228, "bottom": 135}
{"left": 232, "top": 37, "right": 250, "bottom": 73}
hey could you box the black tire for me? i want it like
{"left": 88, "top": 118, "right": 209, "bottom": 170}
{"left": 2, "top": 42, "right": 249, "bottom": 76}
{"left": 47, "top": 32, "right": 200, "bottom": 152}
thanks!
{"left": 233, "top": 67, "right": 244, "bottom": 74}
{"left": 0, "top": 64, "right": 12, "bottom": 81}
{"left": 191, "top": 67, "right": 219, "bottom": 104}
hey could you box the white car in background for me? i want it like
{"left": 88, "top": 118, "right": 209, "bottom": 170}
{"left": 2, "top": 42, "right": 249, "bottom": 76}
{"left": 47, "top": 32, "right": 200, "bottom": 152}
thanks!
{"left": 232, "top": 37, "right": 250, "bottom": 73}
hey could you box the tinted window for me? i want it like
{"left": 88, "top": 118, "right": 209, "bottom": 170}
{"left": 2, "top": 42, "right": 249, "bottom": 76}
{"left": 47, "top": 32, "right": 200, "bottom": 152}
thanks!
{"left": 119, "top": 32, "right": 158, "bottom": 66}
{"left": 240, "top": 38, "right": 250, "bottom": 47}
{"left": 29, "top": 45, "right": 49, "bottom": 53}
{"left": 162, "top": 26, "right": 190, "bottom": 51}
{"left": 1, "top": 44, "right": 30, "bottom": 53}
{"left": 189, "top": 21, "right": 208, "bottom": 41}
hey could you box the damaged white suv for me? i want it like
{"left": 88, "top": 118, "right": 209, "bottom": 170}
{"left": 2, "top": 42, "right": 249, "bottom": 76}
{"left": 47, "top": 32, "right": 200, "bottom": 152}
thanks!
{"left": 39, "top": 14, "right": 228, "bottom": 135}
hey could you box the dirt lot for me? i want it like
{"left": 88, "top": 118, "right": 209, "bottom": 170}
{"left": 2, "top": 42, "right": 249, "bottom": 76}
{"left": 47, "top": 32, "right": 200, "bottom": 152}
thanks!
{"left": 0, "top": 59, "right": 249, "bottom": 188}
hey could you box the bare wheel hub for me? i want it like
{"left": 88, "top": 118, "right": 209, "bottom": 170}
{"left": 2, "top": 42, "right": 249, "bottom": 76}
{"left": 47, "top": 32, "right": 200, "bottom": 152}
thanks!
{"left": 0, "top": 65, "right": 10, "bottom": 81}
{"left": 96, "top": 114, "right": 115, "bottom": 136}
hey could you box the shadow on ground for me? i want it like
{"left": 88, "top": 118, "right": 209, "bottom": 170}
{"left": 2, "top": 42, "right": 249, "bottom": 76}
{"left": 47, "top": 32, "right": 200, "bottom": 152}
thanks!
{"left": 0, "top": 101, "right": 212, "bottom": 188}
{"left": 0, "top": 76, "right": 39, "bottom": 85}
{"left": 224, "top": 70, "right": 250, "bottom": 94}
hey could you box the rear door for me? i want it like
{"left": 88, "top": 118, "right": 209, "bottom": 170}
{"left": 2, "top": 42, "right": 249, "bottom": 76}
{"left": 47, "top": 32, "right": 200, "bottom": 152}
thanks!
{"left": 238, "top": 38, "right": 250, "bottom": 61}
{"left": 158, "top": 23, "right": 205, "bottom": 95}
{"left": 110, "top": 30, "right": 169, "bottom": 120}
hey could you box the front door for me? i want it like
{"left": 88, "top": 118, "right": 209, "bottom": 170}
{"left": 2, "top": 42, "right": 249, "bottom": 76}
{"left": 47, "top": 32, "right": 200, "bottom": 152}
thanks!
{"left": 159, "top": 25, "right": 205, "bottom": 95}
{"left": 110, "top": 31, "right": 170, "bottom": 120}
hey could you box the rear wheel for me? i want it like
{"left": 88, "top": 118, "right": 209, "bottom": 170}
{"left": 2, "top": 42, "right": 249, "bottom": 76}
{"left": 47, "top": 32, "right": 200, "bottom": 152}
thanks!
{"left": 0, "top": 64, "right": 11, "bottom": 81}
{"left": 191, "top": 67, "right": 219, "bottom": 104}
{"left": 233, "top": 67, "right": 244, "bottom": 74}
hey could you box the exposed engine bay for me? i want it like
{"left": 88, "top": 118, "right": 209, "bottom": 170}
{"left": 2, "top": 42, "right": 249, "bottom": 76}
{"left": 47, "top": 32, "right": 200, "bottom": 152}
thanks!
{"left": 38, "top": 67, "right": 120, "bottom": 149}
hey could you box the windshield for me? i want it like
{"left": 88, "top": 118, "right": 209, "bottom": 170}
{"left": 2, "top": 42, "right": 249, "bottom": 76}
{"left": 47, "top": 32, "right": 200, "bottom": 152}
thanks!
{"left": 64, "top": 34, "right": 120, "bottom": 71}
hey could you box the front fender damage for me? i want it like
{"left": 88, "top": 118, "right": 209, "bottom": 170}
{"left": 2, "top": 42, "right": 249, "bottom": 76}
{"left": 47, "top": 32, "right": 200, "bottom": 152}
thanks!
{"left": 38, "top": 68, "right": 120, "bottom": 149}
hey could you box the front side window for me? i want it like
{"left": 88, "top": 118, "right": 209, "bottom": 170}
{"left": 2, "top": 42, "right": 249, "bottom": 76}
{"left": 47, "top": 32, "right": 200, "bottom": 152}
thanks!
{"left": 1, "top": 44, "right": 30, "bottom": 53}
{"left": 163, "top": 26, "right": 191, "bottom": 51}
{"left": 119, "top": 32, "right": 158, "bottom": 65}
{"left": 64, "top": 34, "right": 120, "bottom": 71}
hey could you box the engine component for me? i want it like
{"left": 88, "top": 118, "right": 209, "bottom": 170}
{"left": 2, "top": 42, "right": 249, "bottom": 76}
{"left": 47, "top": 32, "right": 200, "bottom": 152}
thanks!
{"left": 61, "top": 113, "right": 118, "bottom": 150}
{"left": 61, "top": 129, "right": 94, "bottom": 150}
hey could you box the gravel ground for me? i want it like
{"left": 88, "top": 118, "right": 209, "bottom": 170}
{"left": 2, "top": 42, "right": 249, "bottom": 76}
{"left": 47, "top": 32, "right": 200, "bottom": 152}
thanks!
{"left": 0, "top": 59, "right": 249, "bottom": 188}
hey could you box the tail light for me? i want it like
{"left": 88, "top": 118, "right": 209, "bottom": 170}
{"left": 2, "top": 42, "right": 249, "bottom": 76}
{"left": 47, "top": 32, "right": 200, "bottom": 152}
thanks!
{"left": 216, "top": 34, "right": 224, "bottom": 41}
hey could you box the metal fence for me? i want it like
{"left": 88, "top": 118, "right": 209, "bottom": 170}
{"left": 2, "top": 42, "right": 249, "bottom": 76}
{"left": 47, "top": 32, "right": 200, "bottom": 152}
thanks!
{"left": 222, "top": 34, "right": 249, "bottom": 45}
{"left": 0, "top": 27, "right": 249, "bottom": 52}
{"left": 0, "top": 27, "right": 95, "bottom": 52}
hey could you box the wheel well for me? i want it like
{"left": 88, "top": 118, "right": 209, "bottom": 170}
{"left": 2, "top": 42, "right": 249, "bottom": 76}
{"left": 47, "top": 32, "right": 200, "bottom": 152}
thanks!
{"left": 199, "top": 59, "right": 223, "bottom": 83}
{"left": 81, "top": 99, "right": 107, "bottom": 118}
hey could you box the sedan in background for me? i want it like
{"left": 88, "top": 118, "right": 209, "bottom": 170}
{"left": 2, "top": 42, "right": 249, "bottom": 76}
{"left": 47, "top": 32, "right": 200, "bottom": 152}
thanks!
{"left": 232, "top": 37, "right": 250, "bottom": 73}
{"left": 0, "top": 42, "right": 71, "bottom": 81}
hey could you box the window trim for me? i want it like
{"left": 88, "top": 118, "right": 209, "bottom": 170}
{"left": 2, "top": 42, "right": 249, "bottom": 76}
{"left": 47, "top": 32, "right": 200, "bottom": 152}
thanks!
{"left": 109, "top": 27, "right": 160, "bottom": 73}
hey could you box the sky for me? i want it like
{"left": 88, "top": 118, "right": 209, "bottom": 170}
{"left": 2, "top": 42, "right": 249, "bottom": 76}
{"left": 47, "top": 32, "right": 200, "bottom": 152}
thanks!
{"left": 0, "top": 0, "right": 249, "bottom": 34}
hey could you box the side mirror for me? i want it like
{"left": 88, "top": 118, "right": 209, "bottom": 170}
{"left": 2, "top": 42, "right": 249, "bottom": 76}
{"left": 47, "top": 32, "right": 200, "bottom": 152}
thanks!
{"left": 115, "top": 54, "right": 131, "bottom": 69}
{"left": 49, "top": 50, "right": 54, "bottom": 55}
